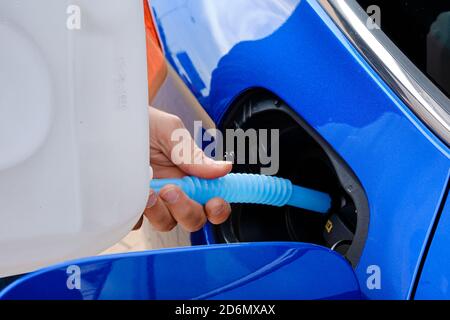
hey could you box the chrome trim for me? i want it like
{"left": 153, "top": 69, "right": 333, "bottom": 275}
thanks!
{"left": 317, "top": 0, "right": 450, "bottom": 146}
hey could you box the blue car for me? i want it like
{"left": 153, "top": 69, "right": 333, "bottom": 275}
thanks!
{"left": 148, "top": 0, "right": 450, "bottom": 300}
{"left": 1, "top": 0, "right": 450, "bottom": 300}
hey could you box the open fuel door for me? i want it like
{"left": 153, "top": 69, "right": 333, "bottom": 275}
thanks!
{"left": 0, "top": 242, "right": 360, "bottom": 300}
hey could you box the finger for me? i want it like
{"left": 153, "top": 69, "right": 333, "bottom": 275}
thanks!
{"left": 159, "top": 185, "right": 207, "bottom": 232}
{"left": 143, "top": 189, "right": 177, "bottom": 232}
{"left": 205, "top": 198, "right": 232, "bottom": 225}
{"left": 151, "top": 163, "right": 186, "bottom": 179}
{"left": 152, "top": 109, "right": 232, "bottom": 179}
{"left": 179, "top": 150, "right": 233, "bottom": 179}
{"left": 170, "top": 136, "right": 232, "bottom": 179}
{"left": 133, "top": 216, "right": 144, "bottom": 230}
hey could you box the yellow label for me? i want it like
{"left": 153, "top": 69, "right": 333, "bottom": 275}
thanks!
{"left": 325, "top": 220, "right": 333, "bottom": 233}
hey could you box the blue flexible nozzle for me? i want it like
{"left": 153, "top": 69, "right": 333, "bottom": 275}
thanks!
{"left": 150, "top": 173, "right": 331, "bottom": 214}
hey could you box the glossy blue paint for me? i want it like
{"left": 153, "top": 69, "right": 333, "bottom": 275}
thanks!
{"left": 0, "top": 243, "right": 360, "bottom": 300}
{"left": 415, "top": 182, "right": 450, "bottom": 300}
{"left": 151, "top": 0, "right": 450, "bottom": 299}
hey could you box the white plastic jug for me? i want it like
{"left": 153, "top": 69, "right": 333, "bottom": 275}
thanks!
{"left": 0, "top": 0, "right": 150, "bottom": 276}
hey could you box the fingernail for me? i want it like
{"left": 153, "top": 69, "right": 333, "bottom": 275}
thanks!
{"left": 160, "top": 188, "right": 179, "bottom": 204}
{"left": 212, "top": 203, "right": 226, "bottom": 216}
{"left": 214, "top": 160, "right": 232, "bottom": 166}
{"left": 202, "top": 157, "right": 216, "bottom": 165}
{"left": 146, "top": 190, "right": 158, "bottom": 208}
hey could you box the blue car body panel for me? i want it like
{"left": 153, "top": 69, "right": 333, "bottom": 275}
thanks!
{"left": 151, "top": 0, "right": 450, "bottom": 299}
{"left": 0, "top": 243, "right": 360, "bottom": 300}
{"left": 415, "top": 195, "right": 450, "bottom": 299}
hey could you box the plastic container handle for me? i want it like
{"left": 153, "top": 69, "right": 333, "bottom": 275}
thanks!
{"left": 150, "top": 173, "right": 331, "bottom": 214}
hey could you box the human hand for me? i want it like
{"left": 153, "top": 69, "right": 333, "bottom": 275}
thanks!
{"left": 139, "top": 107, "right": 232, "bottom": 232}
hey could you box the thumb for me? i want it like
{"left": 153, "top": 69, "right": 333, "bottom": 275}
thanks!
{"left": 169, "top": 133, "right": 232, "bottom": 179}
{"left": 178, "top": 143, "right": 232, "bottom": 179}
{"left": 180, "top": 154, "right": 233, "bottom": 179}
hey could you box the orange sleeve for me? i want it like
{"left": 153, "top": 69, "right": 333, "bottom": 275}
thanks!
{"left": 144, "top": 0, "right": 167, "bottom": 103}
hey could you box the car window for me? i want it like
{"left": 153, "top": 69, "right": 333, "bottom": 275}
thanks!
{"left": 356, "top": 0, "right": 450, "bottom": 99}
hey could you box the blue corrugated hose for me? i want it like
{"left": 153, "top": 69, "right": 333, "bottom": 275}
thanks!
{"left": 150, "top": 173, "right": 331, "bottom": 214}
